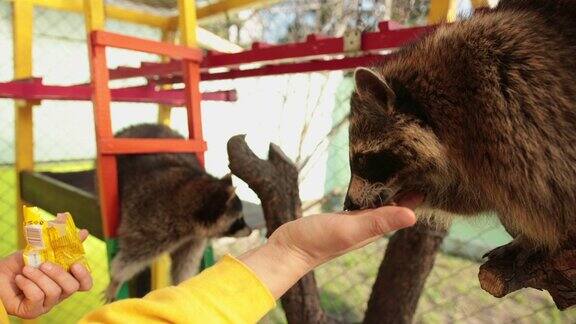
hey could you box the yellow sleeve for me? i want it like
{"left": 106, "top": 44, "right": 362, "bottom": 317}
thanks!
{"left": 0, "top": 298, "right": 8, "bottom": 324}
{"left": 80, "top": 255, "right": 276, "bottom": 324}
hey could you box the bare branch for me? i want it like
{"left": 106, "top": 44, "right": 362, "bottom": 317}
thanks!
{"left": 227, "top": 135, "right": 336, "bottom": 324}
{"left": 479, "top": 248, "right": 576, "bottom": 310}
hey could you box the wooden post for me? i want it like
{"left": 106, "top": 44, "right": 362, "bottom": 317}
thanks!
{"left": 156, "top": 29, "right": 176, "bottom": 126}
{"left": 177, "top": 0, "right": 204, "bottom": 164}
{"left": 13, "top": 0, "right": 34, "bottom": 248}
{"left": 363, "top": 223, "right": 447, "bottom": 324}
{"left": 176, "top": 0, "right": 214, "bottom": 272}
{"left": 83, "top": 0, "right": 105, "bottom": 32}
{"left": 84, "top": 0, "right": 129, "bottom": 300}
{"left": 150, "top": 27, "right": 177, "bottom": 291}
{"left": 470, "top": 0, "right": 490, "bottom": 9}
{"left": 383, "top": 0, "right": 393, "bottom": 21}
{"left": 228, "top": 135, "right": 334, "bottom": 324}
{"left": 427, "top": 0, "right": 458, "bottom": 24}
{"left": 13, "top": 2, "right": 37, "bottom": 323}
{"left": 471, "top": 0, "right": 491, "bottom": 13}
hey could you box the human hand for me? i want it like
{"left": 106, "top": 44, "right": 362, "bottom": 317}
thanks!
{"left": 0, "top": 229, "right": 93, "bottom": 319}
{"left": 269, "top": 205, "right": 417, "bottom": 269}
{"left": 240, "top": 198, "right": 419, "bottom": 298}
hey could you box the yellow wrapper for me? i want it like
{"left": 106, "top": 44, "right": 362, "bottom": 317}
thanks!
{"left": 22, "top": 206, "right": 90, "bottom": 272}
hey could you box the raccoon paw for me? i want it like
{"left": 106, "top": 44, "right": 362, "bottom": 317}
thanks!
{"left": 483, "top": 239, "right": 542, "bottom": 270}
{"left": 102, "top": 281, "right": 121, "bottom": 304}
{"left": 482, "top": 239, "right": 524, "bottom": 260}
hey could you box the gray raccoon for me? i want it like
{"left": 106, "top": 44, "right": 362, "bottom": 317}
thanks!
{"left": 344, "top": 0, "right": 576, "bottom": 253}
{"left": 104, "top": 123, "right": 251, "bottom": 302}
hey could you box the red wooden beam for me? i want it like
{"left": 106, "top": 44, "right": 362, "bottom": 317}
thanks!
{"left": 201, "top": 54, "right": 388, "bottom": 81}
{"left": 105, "top": 21, "right": 436, "bottom": 81}
{"left": 153, "top": 54, "right": 389, "bottom": 83}
{"left": 0, "top": 78, "right": 236, "bottom": 104}
{"left": 201, "top": 23, "right": 434, "bottom": 68}
{"left": 91, "top": 31, "right": 203, "bottom": 62}
{"left": 109, "top": 60, "right": 182, "bottom": 80}
{"left": 99, "top": 138, "right": 207, "bottom": 155}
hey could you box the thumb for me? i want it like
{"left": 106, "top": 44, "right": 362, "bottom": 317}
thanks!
{"left": 332, "top": 207, "right": 417, "bottom": 256}
{"left": 357, "top": 206, "right": 417, "bottom": 237}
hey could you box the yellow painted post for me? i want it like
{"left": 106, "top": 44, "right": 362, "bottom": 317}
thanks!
{"left": 13, "top": 0, "right": 34, "bottom": 248}
{"left": 151, "top": 28, "right": 177, "bottom": 290}
{"left": 157, "top": 29, "right": 176, "bottom": 126}
{"left": 178, "top": 0, "right": 198, "bottom": 47}
{"left": 471, "top": 0, "right": 490, "bottom": 9}
{"left": 151, "top": 254, "right": 172, "bottom": 289}
{"left": 13, "top": 2, "right": 36, "bottom": 323}
{"left": 83, "top": 0, "right": 105, "bottom": 32}
{"left": 167, "top": 0, "right": 283, "bottom": 28}
{"left": 427, "top": 0, "right": 459, "bottom": 24}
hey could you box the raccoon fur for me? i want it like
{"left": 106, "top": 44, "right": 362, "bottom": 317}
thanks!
{"left": 344, "top": 0, "right": 576, "bottom": 252}
{"left": 104, "top": 123, "right": 251, "bottom": 302}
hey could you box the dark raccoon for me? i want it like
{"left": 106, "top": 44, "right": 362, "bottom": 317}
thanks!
{"left": 104, "top": 123, "right": 251, "bottom": 302}
{"left": 344, "top": 0, "right": 576, "bottom": 252}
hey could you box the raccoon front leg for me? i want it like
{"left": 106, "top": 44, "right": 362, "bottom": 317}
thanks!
{"left": 104, "top": 249, "right": 155, "bottom": 303}
{"left": 104, "top": 235, "right": 187, "bottom": 302}
{"left": 170, "top": 238, "right": 207, "bottom": 284}
{"left": 482, "top": 235, "right": 546, "bottom": 273}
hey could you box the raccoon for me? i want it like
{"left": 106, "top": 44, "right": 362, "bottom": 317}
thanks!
{"left": 344, "top": 0, "right": 576, "bottom": 254}
{"left": 104, "top": 123, "right": 251, "bottom": 302}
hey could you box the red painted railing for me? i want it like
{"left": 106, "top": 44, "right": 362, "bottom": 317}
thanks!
{"left": 0, "top": 78, "right": 236, "bottom": 104}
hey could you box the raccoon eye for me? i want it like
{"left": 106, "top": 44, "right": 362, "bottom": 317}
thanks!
{"left": 353, "top": 152, "right": 405, "bottom": 182}
{"left": 354, "top": 153, "right": 384, "bottom": 169}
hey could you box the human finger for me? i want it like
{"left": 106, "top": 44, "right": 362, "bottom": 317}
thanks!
{"left": 22, "top": 265, "right": 62, "bottom": 309}
{"left": 14, "top": 274, "right": 45, "bottom": 316}
{"left": 78, "top": 229, "right": 89, "bottom": 242}
{"left": 70, "top": 263, "right": 93, "bottom": 291}
{"left": 40, "top": 262, "right": 80, "bottom": 299}
{"left": 337, "top": 206, "right": 416, "bottom": 245}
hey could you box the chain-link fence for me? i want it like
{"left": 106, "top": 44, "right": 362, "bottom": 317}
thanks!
{"left": 1, "top": 0, "right": 575, "bottom": 323}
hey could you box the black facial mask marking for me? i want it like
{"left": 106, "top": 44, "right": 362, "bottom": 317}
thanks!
{"left": 351, "top": 151, "right": 406, "bottom": 183}
{"left": 224, "top": 217, "right": 249, "bottom": 236}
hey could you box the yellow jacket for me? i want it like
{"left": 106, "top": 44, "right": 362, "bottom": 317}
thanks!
{"left": 1, "top": 255, "right": 275, "bottom": 324}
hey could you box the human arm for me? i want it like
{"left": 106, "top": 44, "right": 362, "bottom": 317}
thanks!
{"left": 80, "top": 205, "right": 416, "bottom": 324}
{"left": 239, "top": 205, "right": 416, "bottom": 298}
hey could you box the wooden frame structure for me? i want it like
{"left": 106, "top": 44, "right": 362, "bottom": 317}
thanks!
{"left": 88, "top": 29, "right": 206, "bottom": 299}
{"left": 8, "top": 0, "right": 272, "bottom": 314}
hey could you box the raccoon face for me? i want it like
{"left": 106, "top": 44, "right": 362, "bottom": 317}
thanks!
{"left": 220, "top": 189, "right": 252, "bottom": 238}
{"left": 344, "top": 68, "right": 450, "bottom": 211}
{"left": 199, "top": 174, "right": 251, "bottom": 238}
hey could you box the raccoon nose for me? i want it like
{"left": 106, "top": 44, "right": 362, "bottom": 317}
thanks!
{"left": 344, "top": 196, "right": 360, "bottom": 211}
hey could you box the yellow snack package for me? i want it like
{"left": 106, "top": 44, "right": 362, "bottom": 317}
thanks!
{"left": 22, "top": 206, "right": 90, "bottom": 271}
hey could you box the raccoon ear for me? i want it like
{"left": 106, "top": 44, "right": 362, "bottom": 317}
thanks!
{"left": 354, "top": 68, "right": 395, "bottom": 110}
{"left": 221, "top": 173, "right": 233, "bottom": 185}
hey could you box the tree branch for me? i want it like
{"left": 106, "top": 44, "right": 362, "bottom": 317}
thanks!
{"left": 479, "top": 248, "right": 576, "bottom": 310}
{"left": 363, "top": 221, "right": 448, "bottom": 324}
{"left": 227, "top": 135, "right": 335, "bottom": 324}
